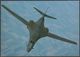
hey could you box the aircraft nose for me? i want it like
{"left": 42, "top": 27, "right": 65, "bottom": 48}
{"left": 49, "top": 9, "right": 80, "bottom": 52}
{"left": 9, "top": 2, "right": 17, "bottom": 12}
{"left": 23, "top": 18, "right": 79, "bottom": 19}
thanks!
{"left": 27, "top": 42, "right": 33, "bottom": 52}
{"left": 27, "top": 48, "right": 31, "bottom": 52}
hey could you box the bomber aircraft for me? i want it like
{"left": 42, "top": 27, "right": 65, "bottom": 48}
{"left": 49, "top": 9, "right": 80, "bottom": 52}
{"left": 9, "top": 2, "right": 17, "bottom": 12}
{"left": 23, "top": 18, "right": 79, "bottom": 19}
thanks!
{"left": 2, "top": 5, "right": 77, "bottom": 52}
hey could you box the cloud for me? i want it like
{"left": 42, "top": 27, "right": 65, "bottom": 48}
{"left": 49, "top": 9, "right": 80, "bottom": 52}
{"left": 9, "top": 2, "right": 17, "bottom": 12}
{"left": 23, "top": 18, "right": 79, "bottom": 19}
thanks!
{"left": 1, "top": 22, "right": 7, "bottom": 26}
{"left": 46, "top": 47, "right": 55, "bottom": 56}
{"left": 10, "top": 32, "right": 19, "bottom": 38}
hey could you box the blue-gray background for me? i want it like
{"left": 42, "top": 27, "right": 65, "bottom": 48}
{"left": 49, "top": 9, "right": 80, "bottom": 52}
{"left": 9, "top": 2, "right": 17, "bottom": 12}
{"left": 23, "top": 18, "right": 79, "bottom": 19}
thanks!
{"left": 1, "top": 1, "right": 79, "bottom": 56}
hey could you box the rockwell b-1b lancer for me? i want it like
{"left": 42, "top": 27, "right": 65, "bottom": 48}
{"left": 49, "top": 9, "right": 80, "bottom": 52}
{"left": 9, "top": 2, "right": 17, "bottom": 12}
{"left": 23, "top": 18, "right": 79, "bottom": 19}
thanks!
{"left": 2, "top": 5, "right": 77, "bottom": 52}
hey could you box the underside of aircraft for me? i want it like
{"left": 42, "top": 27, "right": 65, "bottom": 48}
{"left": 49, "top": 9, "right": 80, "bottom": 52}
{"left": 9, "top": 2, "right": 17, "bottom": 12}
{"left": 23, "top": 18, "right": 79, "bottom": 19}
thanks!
{"left": 2, "top": 5, "right": 77, "bottom": 52}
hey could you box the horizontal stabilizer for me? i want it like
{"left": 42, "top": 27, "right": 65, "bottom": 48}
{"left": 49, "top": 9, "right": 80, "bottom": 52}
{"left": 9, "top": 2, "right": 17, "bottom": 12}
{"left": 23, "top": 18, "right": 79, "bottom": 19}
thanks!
{"left": 33, "top": 7, "right": 56, "bottom": 19}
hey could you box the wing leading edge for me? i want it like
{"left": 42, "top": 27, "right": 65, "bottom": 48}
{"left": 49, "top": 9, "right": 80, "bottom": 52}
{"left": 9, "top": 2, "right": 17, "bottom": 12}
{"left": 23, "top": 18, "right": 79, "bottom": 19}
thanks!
{"left": 47, "top": 32, "right": 77, "bottom": 45}
{"left": 2, "top": 5, "right": 28, "bottom": 25}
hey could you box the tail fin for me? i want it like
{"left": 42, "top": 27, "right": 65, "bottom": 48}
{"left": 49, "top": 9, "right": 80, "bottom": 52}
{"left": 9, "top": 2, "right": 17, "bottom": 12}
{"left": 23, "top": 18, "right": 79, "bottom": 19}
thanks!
{"left": 33, "top": 7, "right": 56, "bottom": 19}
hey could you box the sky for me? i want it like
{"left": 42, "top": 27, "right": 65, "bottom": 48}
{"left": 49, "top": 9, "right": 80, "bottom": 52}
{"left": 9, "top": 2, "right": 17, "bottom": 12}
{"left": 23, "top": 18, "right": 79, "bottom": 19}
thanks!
{"left": 1, "top": 1, "right": 79, "bottom": 56}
